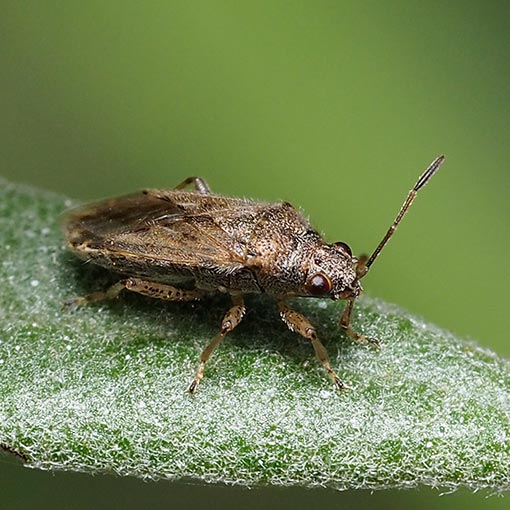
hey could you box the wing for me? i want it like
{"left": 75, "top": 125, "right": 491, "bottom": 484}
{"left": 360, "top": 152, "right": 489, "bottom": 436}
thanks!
{"left": 63, "top": 189, "right": 269, "bottom": 268}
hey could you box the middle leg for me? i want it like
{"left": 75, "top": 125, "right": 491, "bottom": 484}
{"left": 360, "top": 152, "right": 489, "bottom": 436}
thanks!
{"left": 174, "top": 176, "right": 211, "bottom": 194}
{"left": 188, "top": 294, "right": 246, "bottom": 393}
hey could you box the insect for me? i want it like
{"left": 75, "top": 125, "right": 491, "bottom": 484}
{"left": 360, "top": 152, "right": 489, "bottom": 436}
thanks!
{"left": 64, "top": 155, "right": 444, "bottom": 392}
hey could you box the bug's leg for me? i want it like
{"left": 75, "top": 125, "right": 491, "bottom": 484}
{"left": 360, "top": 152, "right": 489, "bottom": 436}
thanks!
{"left": 65, "top": 278, "right": 205, "bottom": 309}
{"left": 188, "top": 295, "right": 245, "bottom": 393}
{"left": 123, "top": 279, "right": 207, "bottom": 301}
{"left": 278, "top": 300, "right": 349, "bottom": 390}
{"left": 64, "top": 280, "right": 129, "bottom": 309}
{"left": 339, "top": 298, "right": 381, "bottom": 349}
{"left": 355, "top": 253, "right": 369, "bottom": 278}
{"left": 174, "top": 176, "right": 211, "bottom": 194}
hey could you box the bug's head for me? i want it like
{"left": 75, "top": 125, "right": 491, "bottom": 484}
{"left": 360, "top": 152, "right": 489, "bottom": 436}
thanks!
{"left": 304, "top": 241, "right": 362, "bottom": 301}
{"left": 304, "top": 155, "right": 445, "bottom": 302}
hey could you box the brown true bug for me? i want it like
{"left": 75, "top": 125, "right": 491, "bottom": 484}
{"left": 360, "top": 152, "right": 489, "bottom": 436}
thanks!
{"left": 63, "top": 155, "right": 445, "bottom": 392}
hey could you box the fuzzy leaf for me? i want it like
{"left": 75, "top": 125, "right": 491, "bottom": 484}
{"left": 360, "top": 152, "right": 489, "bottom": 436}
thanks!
{"left": 1, "top": 177, "right": 509, "bottom": 492}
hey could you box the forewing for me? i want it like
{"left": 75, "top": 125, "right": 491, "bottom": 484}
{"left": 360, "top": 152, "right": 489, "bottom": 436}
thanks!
{"left": 63, "top": 190, "right": 262, "bottom": 266}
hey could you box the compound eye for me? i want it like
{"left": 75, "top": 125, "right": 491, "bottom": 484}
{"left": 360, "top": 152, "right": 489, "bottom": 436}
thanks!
{"left": 333, "top": 241, "right": 352, "bottom": 258}
{"left": 305, "top": 273, "right": 333, "bottom": 296}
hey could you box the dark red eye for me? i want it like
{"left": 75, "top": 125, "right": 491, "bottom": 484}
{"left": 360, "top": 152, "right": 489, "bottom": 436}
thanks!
{"left": 305, "top": 273, "right": 333, "bottom": 296}
{"left": 333, "top": 241, "right": 352, "bottom": 258}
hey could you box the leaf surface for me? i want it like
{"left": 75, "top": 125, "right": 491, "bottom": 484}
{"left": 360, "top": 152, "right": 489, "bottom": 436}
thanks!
{"left": 1, "top": 178, "right": 509, "bottom": 492}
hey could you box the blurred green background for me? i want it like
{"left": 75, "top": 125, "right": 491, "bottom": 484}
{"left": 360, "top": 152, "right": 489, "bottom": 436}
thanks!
{"left": 0, "top": 1, "right": 508, "bottom": 508}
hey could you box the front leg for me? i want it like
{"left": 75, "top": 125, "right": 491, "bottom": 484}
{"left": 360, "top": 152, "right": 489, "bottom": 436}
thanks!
{"left": 339, "top": 298, "right": 380, "bottom": 349}
{"left": 278, "top": 300, "right": 348, "bottom": 390}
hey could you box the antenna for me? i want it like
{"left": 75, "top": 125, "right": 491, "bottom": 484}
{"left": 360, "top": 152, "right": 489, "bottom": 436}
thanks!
{"left": 357, "top": 155, "right": 445, "bottom": 278}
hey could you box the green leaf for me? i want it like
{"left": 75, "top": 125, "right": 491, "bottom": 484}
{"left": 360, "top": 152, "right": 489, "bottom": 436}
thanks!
{"left": 1, "top": 177, "right": 509, "bottom": 492}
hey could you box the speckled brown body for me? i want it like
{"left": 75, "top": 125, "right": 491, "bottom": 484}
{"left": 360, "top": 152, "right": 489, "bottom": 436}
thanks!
{"left": 64, "top": 157, "right": 444, "bottom": 392}
{"left": 65, "top": 191, "right": 359, "bottom": 299}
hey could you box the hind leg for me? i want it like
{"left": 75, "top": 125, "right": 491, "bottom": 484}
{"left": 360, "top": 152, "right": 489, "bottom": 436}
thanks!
{"left": 65, "top": 277, "right": 205, "bottom": 309}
